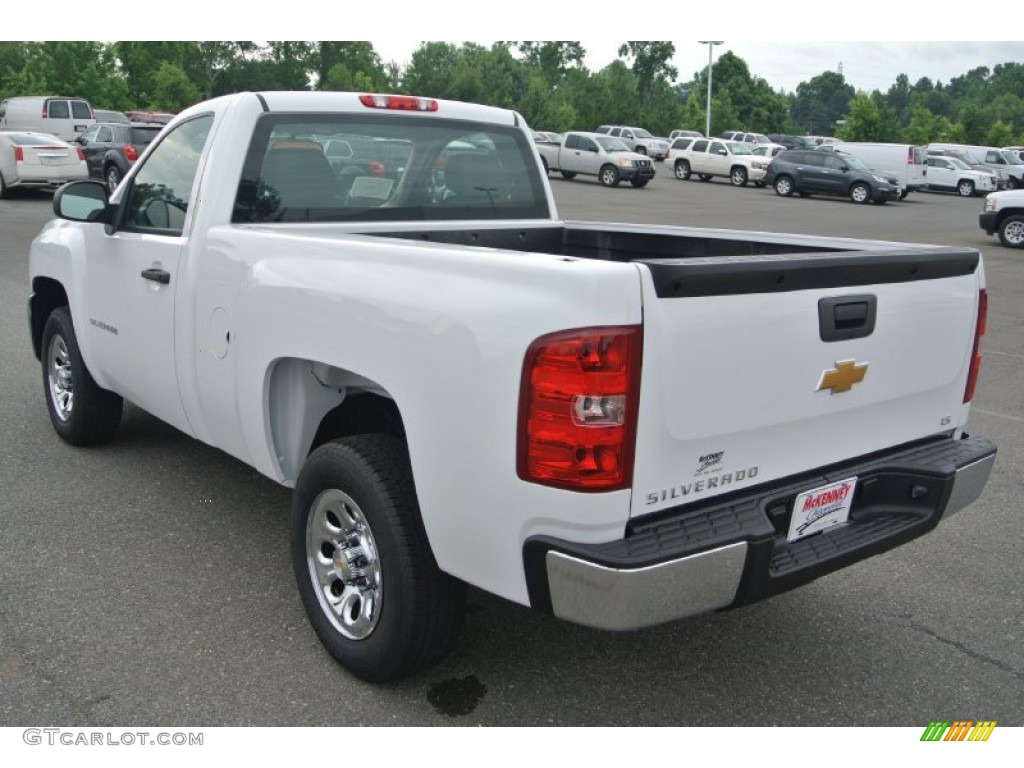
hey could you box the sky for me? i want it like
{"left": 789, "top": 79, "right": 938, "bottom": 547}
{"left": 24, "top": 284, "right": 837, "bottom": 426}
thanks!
{"left": 32, "top": 1, "right": 1024, "bottom": 97}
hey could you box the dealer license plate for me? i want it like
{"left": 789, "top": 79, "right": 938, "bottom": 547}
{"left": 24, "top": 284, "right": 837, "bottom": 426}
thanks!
{"left": 786, "top": 477, "right": 857, "bottom": 543}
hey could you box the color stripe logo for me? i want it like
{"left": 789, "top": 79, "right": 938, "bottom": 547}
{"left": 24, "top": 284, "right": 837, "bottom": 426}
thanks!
{"left": 921, "top": 721, "right": 997, "bottom": 741}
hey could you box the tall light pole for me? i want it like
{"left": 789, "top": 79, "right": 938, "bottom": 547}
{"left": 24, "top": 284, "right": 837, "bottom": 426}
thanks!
{"left": 698, "top": 41, "right": 723, "bottom": 138}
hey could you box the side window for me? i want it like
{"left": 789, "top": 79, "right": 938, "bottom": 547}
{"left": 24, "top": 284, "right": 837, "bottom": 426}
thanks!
{"left": 97, "top": 126, "right": 113, "bottom": 142}
{"left": 824, "top": 156, "right": 846, "bottom": 170}
{"left": 710, "top": 141, "right": 726, "bottom": 154}
{"left": 577, "top": 136, "right": 597, "bottom": 152}
{"left": 72, "top": 101, "right": 92, "bottom": 120}
{"left": 804, "top": 153, "right": 826, "bottom": 167}
{"left": 692, "top": 140, "right": 708, "bottom": 153}
{"left": 80, "top": 126, "right": 100, "bottom": 143}
{"left": 609, "top": 128, "right": 621, "bottom": 137}
{"left": 564, "top": 134, "right": 579, "bottom": 149}
{"left": 47, "top": 100, "right": 69, "bottom": 119}
{"left": 123, "top": 114, "right": 213, "bottom": 235}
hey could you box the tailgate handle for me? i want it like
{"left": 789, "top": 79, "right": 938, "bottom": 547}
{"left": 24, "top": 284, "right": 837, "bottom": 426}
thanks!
{"left": 818, "top": 294, "right": 877, "bottom": 342}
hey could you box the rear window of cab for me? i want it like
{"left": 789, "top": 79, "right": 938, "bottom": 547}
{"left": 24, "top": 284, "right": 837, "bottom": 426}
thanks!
{"left": 233, "top": 113, "right": 549, "bottom": 224}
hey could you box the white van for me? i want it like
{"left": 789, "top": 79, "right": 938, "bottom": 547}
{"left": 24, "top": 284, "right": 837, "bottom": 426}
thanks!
{"left": 928, "top": 143, "right": 1023, "bottom": 189}
{"left": 0, "top": 96, "right": 96, "bottom": 141}
{"left": 831, "top": 142, "right": 928, "bottom": 199}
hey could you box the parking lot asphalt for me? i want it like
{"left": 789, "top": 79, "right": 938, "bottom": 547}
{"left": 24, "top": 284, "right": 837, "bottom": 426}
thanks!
{"left": 1, "top": 173, "right": 1021, "bottom": 727}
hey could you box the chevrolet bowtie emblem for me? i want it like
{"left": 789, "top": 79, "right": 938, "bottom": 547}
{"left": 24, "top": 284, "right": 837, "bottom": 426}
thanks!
{"left": 817, "top": 359, "right": 868, "bottom": 394}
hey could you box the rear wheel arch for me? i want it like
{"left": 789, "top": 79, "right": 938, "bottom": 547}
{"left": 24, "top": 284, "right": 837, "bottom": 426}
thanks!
{"left": 266, "top": 358, "right": 404, "bottom": 485}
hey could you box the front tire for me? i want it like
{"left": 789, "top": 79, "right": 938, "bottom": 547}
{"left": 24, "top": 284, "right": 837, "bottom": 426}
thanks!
{"left": 292, "top": 435, "right": 466, "bottom": 682}
{"left": 630, "top": 177, "right": 649, "bottom": 188}
{"left": 849, "top": 182, "right": 870, "bottom": 204}
{"left": 105, "top": 164, "right": 122, "bottom": 192}
{"left": 40, "top": 307, "right": 122, "bottom": 445}
{"left": 730, "top": 166, "right": 748, "bottom": 186}
{"left": 698, "top": 173, "right": 712, "bottom": 182}
{"left": 599, "top": 164, "right": 620, "bottom": 187}
{"left": 957, "top": 179, "right": 975, "bottom": 198}
{"left": 998, "top": 214, "right": 1024, "bottom": 248}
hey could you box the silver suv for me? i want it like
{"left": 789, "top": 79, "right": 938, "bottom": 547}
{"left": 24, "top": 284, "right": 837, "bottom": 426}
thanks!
{"left": 595, "top": 125, "right": 668, "bottom": 160}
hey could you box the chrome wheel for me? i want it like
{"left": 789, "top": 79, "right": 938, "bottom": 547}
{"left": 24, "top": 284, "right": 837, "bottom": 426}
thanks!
{"left": 46, "top": 334, "right": 73, "bottom": 422}
{"left": 999, "top": 216, "right": 1024, "bottom": 248}
{"left": 775, "top": 176, "right": 793, "bottom": 197}
{"left": 306, "top": 489, "right": 382, "bottom": 640}
{"left": 105, "top": 166, "right": 121, "bottom": 192}
{"left": 958, "top": 180, "right": 975, "bottom": 197}
{"left": 850, "top": 183, "right": 870, "bottom": 204}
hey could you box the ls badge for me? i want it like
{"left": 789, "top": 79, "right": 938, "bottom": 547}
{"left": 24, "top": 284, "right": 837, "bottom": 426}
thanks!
{"left": 817, "top": 359, "right": 868, "bottom": 394}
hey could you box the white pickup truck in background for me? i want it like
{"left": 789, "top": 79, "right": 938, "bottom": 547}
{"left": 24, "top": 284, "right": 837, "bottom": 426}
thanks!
{"left": 535, "top": 130, "right": 655, "bottom": 187}
{"left": 29, "top": 91, "right": 996, "bottom": 681}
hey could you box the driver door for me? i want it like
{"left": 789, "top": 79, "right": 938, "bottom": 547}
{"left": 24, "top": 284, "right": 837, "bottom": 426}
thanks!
{"left": 79, "top": 114, "right": 214, "bottom": 435}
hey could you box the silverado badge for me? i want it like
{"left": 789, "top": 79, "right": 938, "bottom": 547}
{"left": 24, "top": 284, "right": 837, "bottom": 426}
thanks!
{"left": 817, "top": 359, "right": 868, "bottom": 394}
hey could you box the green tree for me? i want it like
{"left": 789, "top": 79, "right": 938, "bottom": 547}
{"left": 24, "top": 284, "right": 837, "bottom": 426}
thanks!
{"left": 837, "top": 93, "right": 885, "bottom": 141}
{"left": 793, "top": 71, "right": 854, "bottom": 134}
{"left": 985, "top": 120, "right": 1016, "bottom": 147}
{"left": 402, "top": 42, "right": 460, "bottom": 97}
{"left": 514, "top": 41, "right": 585, "bottom": 83}
{"left": 150, "top": 62, "right": 202, "bottom": 112}
{"left": 316, "top": 42, "right": 383, "bottom": 91}
{"left": 617, "top": 41, "right": 676, "bottom": 108}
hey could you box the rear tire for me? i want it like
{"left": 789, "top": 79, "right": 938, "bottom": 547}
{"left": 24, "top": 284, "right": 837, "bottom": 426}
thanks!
{"left": 676, "top": 160, "right": 691, "bottom": 180}
{"left": 292, "top": 435, "right": 467, "bottom": 682}
{"left": 40, "top": 307, "right": 123, "bottom": 446}
{"left": 774, "top": 175, "right": 794, "bottom": 197}
{"left": 105, "top": 164, "right": 122, "bottom": 192}
{"left": 560, "top": 171, "right": 576, "bottom": 180}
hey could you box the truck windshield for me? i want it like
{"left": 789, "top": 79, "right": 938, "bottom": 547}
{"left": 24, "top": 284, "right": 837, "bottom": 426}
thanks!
{"left": 596, "top": 136, "right": 631, "bottom": 152}
{"left": 632, "top": 129, "right": 653, "bottom": 139}
{"left": 1000, "top": 151, "right": 1023, "bottom": 166}
{"left": 233, "top": 114, "right": 550, "bottom": 223}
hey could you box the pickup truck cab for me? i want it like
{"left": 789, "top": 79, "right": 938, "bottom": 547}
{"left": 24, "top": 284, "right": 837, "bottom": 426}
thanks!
{"left": 30, "top": 91, "right": 996, "bottom": 681}
{"left": 535, "top": 131, "right": 655, "bottom": 187}
{"left": 673, "top": 137, "right": 769, "bottom": 186}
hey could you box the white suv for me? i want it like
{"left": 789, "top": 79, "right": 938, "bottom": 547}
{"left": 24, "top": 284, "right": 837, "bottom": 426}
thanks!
{"left": 595, "top": 125, "right": 668, "bottom": 159}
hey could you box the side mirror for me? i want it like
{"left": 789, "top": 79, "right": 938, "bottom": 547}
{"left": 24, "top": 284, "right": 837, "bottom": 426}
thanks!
{"left": 53, "top": 180, "right": 112, "bottom": 224}
{"left": 840, "top": 165, "right": 850, "bottom": 172}
{"left": 75, "top": 135, "right": 87, "bottom": 145}
{"left": 717, "top": 149, "right": 727, "bottom": 156}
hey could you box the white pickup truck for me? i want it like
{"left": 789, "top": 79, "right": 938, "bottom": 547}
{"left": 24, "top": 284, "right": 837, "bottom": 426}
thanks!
{"left": 535, "top": 131, "right": 656, "bottom": 187}
{"left": 29, "top": 91, "right": 997, "bottom": 682}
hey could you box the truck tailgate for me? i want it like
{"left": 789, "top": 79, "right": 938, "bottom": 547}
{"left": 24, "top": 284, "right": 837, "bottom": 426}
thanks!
{"left": 630, "top": 248, "right": 983, "bottom": 519}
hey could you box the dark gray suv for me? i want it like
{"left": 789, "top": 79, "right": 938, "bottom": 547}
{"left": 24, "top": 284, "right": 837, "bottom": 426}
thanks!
{"left": 764, "top": 149, "right": 901, "bottom": 204}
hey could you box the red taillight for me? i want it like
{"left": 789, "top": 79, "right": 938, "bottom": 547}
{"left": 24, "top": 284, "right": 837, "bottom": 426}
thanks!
{"left": 41, "top": 105, "right": 47, "bottom": 118}
{"left": 75, "top": 148, "right": 85, "bottom": 161}
{"left": 13, "top": 146, "right": 24, "bottom": 162}
{"left": 359, "top": 94, "right": 438, "bottom": 112}
{"left": 123, "top": 145, "right": 138, "bottom": 162}
{"left": 963, "top": 289, "right": 987, "bottom": 403}
{"left": 518, "top": 326, "right": 642, "bottom": 491}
